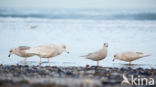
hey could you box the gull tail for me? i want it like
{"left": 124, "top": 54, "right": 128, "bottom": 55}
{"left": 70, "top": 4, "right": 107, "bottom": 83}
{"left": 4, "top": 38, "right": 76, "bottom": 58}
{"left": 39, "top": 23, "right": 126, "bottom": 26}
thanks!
{"left": 142, "top": 54, "right": 150, "bottom": 57}
{"left": 80, "top": 55, "right": 86, "bottom": 57}
{"left": 136, "top": 52, "right": 151, "bottom": 58}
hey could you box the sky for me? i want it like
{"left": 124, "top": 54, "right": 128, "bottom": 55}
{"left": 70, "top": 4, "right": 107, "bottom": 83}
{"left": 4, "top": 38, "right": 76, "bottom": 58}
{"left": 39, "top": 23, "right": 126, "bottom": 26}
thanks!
{"left": 0, "top": 0, "right": 156, "bottom": 9}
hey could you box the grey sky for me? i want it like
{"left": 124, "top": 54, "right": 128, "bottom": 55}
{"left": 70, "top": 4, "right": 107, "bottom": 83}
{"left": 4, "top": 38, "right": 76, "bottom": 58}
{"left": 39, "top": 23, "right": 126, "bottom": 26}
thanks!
{"left": 0, "top": 0, "right": 156, "bottom": 9}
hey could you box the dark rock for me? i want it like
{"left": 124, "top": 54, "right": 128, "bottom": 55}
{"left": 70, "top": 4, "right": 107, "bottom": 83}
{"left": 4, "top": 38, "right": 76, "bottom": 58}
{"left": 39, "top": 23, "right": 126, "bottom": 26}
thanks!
{"left": 65, "top": 71, "right": 73, "bottom": 75}
{"left": 120, "top": 68, "right": 126, "bottom": 72}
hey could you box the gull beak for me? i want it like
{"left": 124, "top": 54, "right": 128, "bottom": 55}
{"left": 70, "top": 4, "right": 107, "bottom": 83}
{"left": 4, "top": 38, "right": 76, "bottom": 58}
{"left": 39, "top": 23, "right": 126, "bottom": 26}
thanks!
{"left": 112, "top": 58, "right": 115, "bottom": 62}
{"left": 8, "top": 54, "right": 11, "bottom": 57}
{"left": 65, "top": 50, "right": 69, "bottom": 54}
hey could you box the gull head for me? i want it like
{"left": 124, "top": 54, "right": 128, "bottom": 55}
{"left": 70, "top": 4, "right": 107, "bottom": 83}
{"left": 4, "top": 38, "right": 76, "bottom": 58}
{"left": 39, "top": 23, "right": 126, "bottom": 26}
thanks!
{"left": 104, "top": 43, "right": 108, "bottom": 48}
{"left": 8, "top": 49, "right": 14, "bottom": 57}
{"left": 113, "top": 54, "right": 118, "bottom": 61}
{"left": 61, "top": 45, "right": 69, "bottom": 54}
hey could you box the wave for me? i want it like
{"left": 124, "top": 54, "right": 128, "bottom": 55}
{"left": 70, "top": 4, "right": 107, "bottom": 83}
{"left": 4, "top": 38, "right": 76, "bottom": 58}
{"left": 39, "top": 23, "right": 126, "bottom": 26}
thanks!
{"left": 0, "top": 8, "right": 156, "bottom": 20}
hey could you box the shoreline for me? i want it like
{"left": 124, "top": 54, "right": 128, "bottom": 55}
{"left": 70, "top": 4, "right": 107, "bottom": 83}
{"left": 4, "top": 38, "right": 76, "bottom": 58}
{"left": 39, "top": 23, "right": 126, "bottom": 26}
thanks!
{"left": 0, "top": 64, "right": 156, "bottom": 87}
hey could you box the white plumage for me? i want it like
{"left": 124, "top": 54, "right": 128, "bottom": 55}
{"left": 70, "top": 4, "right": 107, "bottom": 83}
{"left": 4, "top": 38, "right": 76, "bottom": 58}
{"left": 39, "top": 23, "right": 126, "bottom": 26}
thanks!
{"left": 8, "top": 46, "right": 35, "bottom": 61}
{"left": 25, "top": 44, "right": 69, "bottom": 64}
{"left": 113, "top": 51, "right": 150, "bottom": 64}
{"left": 26, "top": 24, "right": 37, "bottom": 29}
{"left": 81, "top": 43, "right": 108, "bottom": 66}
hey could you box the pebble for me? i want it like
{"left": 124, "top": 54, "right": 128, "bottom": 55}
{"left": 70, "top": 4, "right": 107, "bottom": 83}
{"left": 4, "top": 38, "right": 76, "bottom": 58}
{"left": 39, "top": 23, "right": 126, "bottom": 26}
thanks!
{"left": 0, "top": 65, "right": 155, "bottom": 87}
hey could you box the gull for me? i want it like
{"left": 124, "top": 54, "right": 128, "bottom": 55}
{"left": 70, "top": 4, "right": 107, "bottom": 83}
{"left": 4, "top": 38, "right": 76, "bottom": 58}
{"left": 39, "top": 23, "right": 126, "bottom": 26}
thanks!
{"left": 26, "top": 24, "right": 38, "bottom": 29}
{"left": 25, "top": 44, "right": 69, "bottom": 64}
{"left": 8, "top": 46, "right": 34, "bottom": 61}
{"left": 113, "top": 51, "right": 150, "bottom": 64}
{"left": 81, "top": 43, "right": 108, "bottom": 66}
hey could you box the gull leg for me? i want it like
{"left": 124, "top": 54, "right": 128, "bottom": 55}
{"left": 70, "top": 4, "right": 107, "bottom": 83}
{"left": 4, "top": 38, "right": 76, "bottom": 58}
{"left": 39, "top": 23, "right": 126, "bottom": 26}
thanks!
{"left": 48, "top": 58, "right": 50, "bottom": 63}
{"left": 40, "top": 57, "right": 42, "bottom": 65}
{"left": 97, "top": 61, "right": 99, "bottom": 66}
{"left": 129, "top": 62, "right": 131, "bottom": 65}
{"left": 24, "top": 57, "right": 27, "bottom": 61}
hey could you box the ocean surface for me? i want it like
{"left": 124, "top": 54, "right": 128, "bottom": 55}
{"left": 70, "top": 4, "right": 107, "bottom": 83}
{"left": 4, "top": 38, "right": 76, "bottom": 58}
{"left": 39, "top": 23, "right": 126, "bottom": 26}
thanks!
{"left": 0, "top": 8, "right": 156, "bottom": 68}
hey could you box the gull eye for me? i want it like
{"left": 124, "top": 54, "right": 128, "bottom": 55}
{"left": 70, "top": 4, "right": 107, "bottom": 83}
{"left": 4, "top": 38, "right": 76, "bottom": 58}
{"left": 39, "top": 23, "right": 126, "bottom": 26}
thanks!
{"left": 114, "top": 55, "right": 116, "bottom": 57}
{"left": 10, "top": 50, "right": 12, "bottom": 52}
{"left": 62, "top": 45, "right": 66, "bottom": 49}
{"left": 104, "top": 43, "right": 108, "bottom": 47}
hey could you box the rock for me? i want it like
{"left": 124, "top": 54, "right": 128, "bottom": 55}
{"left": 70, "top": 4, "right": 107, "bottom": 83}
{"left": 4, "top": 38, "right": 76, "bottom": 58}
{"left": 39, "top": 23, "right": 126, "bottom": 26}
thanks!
{"left": 0, "top": 65, "right": 155, "bottom": 87}
{"left": 65, "top": 70, "right": 73, "bottom": 75}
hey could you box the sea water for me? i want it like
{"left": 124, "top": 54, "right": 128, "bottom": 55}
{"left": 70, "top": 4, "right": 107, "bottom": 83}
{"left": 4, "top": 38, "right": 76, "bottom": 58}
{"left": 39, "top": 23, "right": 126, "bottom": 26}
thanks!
{"left": 0, "top": 8, "right": 156, "bottom": 68}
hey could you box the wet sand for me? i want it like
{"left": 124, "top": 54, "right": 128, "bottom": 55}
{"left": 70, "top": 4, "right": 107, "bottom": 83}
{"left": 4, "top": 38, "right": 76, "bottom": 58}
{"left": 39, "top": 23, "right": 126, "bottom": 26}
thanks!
{"left": 0, "top": 64, "right": 155, "bottom": 87}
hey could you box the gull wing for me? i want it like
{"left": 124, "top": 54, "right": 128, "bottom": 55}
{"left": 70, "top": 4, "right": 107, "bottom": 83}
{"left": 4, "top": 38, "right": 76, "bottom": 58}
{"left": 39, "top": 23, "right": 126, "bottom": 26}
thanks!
{"left": 18, "top": 46, "right": 30, "bottom": 50}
